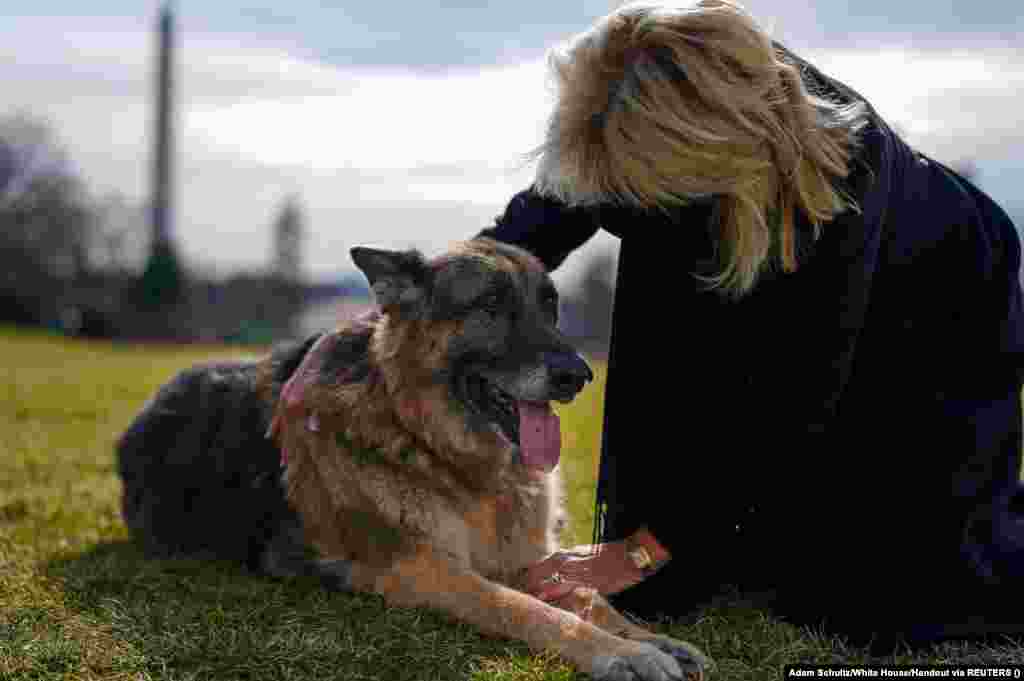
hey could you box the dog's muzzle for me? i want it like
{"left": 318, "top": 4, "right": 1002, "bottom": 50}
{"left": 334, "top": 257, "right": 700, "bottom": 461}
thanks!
{"left": 543, "top": 352, "right": 594, "bottom": 402}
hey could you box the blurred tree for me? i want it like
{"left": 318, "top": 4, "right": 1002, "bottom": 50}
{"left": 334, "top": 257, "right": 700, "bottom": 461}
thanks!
{"left": 93, "top": 192, "right": 148, "bottom": 274}
{"left": 272, "top": 194, "right": 305, "bottom": 285}
{"left": 139, "top": 239, "right": 186, "bottom": 308}
{"left": 0, "top": 113, "right": 95, "bottom": 281}
{"left": 266, "top": 194, "right": 307, "bottom": 339}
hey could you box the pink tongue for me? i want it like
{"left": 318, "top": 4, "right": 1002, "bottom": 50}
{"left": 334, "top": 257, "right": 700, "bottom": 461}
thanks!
{"left": 518, "top": 402, "right": 560, "bottom": 473}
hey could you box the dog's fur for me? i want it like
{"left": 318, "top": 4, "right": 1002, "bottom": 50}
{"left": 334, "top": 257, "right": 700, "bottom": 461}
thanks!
{"left": 117, "top": 238, "right": 707, "bottom": 681}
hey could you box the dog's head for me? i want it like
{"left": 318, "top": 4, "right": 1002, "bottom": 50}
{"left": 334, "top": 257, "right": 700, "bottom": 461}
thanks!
{"left": 351, "top": 237, "right": 593, "bottom": 473}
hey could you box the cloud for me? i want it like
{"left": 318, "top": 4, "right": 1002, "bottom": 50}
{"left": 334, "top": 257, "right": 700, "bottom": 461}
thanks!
{"left": 802, "top": 47, "right": 1024, "bottom": 162}
{"left": 173, "top": 0, "right": 1023, "bottom": 68}
{"left": 173, "top": 1, "right": 617, "bottom": 69}
{"left": 745, "top": 0, "right": 1022, "bottom": 50}
{"left": 187, "top": 64, "right": 550, "bottom": 170}
{"left": 184, "top": 59, "right": 554, "bottom": 203}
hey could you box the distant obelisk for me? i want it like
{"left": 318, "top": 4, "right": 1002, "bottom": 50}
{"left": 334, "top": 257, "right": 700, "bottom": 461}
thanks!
{"left": 139, "top": 1, "right": 185, "bottom": 319}
{"left": 152, "top": 2, "right": 174, "bottom": 250}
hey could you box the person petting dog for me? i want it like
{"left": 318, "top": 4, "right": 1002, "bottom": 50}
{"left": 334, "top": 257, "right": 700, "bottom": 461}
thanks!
{"left": 479, "top": 0, "right": 1024, "bottom": 652}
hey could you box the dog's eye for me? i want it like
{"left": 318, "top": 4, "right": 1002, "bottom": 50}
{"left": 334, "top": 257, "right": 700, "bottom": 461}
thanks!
{"left": 480, "top": 292, "right": 503, "bottom": 314}
{"left": 540, "top": 289, "right": 558, "bottom": 320}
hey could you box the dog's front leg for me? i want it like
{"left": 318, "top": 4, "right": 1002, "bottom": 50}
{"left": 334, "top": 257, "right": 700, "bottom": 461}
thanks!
{"left": 338, "top": 544, "right": 699, "bottom": 681}
{"left": 551, "top": 586, "right": 708, "bottom": 680}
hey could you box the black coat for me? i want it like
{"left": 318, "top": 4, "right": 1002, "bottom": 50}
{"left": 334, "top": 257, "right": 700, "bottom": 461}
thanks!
{"left": 478, "top": 48, "right": 1024, "bottom": 650}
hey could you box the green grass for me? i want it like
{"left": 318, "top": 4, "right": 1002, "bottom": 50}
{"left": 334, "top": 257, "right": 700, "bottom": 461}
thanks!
{"left": 2, "top": 325, "right": 1023, "bottom": 680}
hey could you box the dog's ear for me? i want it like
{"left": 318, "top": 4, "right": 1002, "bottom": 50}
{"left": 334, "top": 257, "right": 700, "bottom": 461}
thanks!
{"left": 350, "top": 247, "right": 430, "bottom": 318}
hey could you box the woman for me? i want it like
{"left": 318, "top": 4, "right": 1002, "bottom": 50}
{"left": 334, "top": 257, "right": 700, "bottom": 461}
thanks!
{"left": 477, "top": 0, "right": 1024, "bottom": 652}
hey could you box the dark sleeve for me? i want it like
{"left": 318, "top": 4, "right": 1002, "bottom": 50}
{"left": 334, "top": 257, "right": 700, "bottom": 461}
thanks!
{"left": 476, "top": 186, "right": 601, "bottom": 272}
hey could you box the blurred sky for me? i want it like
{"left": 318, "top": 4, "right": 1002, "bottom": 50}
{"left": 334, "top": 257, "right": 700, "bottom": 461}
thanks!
{"left": 1, "top": 1, "right": 1022, "bottom": 289}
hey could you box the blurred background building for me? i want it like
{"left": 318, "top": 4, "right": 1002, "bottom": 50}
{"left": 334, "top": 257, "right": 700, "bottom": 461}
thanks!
{"left": 0, "top": 1, "right": 1019, "bottom": 354}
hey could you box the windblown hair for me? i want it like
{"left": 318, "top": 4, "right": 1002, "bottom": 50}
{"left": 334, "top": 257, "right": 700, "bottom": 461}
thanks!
{"left": 530, "top": 0, "right": 870, "bottom": 296}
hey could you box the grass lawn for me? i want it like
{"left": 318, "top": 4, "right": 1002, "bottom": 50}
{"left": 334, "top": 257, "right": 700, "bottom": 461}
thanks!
{"left": 2, "top": 325, "right": 1023, "bottom": 680}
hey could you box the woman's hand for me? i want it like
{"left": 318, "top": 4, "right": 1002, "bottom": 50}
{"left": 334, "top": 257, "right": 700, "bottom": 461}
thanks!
{"left": 520, "top": 527, "right": 673, "bottom": 603}
{"left": 519, "top": 541, "right": 648, "bottom": 602}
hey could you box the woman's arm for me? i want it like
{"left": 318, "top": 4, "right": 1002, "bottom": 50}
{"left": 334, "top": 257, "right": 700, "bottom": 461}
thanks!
{"left": 476, "top": 186, "right": 601, "bottom": 272}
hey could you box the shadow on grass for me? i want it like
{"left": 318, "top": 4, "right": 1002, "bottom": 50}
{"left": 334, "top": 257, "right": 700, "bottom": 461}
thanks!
{"left": 45, "top": 540, "right": 543, "bottom": 681}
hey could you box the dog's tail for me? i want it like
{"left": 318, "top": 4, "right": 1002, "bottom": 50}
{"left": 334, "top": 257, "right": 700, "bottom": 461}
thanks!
{"left": 116, "top": 334, "right": 323, "bottom": 569}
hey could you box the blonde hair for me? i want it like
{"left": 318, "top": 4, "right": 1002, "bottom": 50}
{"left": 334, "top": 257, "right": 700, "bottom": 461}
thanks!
{"left": 530, "top": 0, "right": 870, "bottom": 296}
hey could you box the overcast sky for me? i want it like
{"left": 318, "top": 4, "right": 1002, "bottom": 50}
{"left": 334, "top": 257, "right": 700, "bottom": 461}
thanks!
{"left": 2, "top": 1, "right": 1021, "bottom": 290}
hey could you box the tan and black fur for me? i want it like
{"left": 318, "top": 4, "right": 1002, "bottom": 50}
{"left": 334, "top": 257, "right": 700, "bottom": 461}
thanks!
{"left": 117, "top": 238, "right": 707, "bottom": 681}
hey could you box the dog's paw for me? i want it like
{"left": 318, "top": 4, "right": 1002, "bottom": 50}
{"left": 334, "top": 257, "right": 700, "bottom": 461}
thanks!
{"left": 591, "top": 640, "right": 701, "bottom": 681}
{"left": 638, "top": 635, "right": 708, "bottom": 681}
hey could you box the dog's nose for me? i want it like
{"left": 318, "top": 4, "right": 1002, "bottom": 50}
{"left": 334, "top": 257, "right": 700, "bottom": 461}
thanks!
{"left": 544, "top": 352, "right": 594, "bottom": 396}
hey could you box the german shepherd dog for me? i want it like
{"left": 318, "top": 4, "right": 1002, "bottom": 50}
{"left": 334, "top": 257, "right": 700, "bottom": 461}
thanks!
{"left": 117, "top": 238, "right": 707, "bottom": 681}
